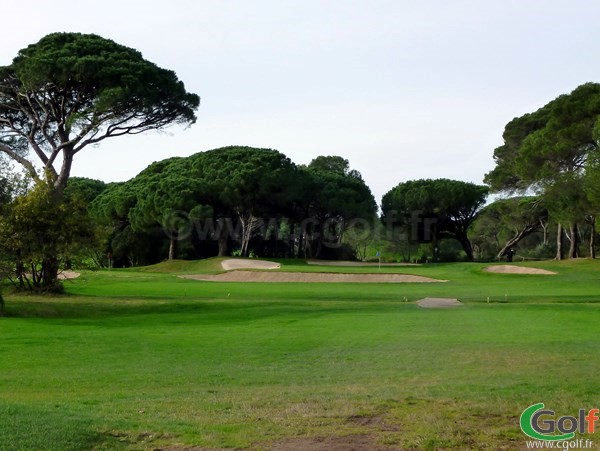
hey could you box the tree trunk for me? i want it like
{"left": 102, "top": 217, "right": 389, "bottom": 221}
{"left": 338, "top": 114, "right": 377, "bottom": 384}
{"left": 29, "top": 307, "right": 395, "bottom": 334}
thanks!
{"left": 315, "top": 238, "right": 323, "bottom": 259}
{"left": 218, "top": 235, "right": 229, "bottom": 256}
{"left": 449, "top": 227, "right": 474, "bottom": 261}
{"left": 540, "top": 219, "right": 549, "bottom": 246}
{"left": 496, "top": 225, "right": 536, "bottom": 260}
{"left": 588, "top": 216, "right": 596, "bottom": 259}
{"left": 297, "top": 228, "right": 304, "bottom": 259}
{"left": 15, "top": 257, "right": 26, "bottom": 289}
{"left": 41, "top": 256, "right": 61, "bottom": 291}
{"left": 305, "top": 220, "right": 320, "bottom": 258}
{"left": 315, "top": 222, "right": 325, "bottom": 259}
{"left": 305, "top": 233, "right": 318, "bottom": 259}
{"left": 288, "top": 222, "right": 295, "bottom": 258}
{"left": 237, "top": 212, "right": 261, "bottom": 257}
{"left": 302, "top": 220, "right": 319, "bottom": 259}
{"left": 240, "top": 217, "right": 251, "bottom": 257}
{"left": 568, "top": 223, "right": 580, "bottom": 259}
{"left": 555, "top": 223, "right": 564, "bottom": 261}
{"left": 215, "top": 218, "right": 232, "bottom": 256}
{"left": 168, "top": 232, "right": 178, "bottom": 260}
{"left": 54, "top": 147, "right": 74, "bottom": 194}
{"left": 431, "top": 228, "right": 438, "bottom": 262}
{"left": 459, "top": 236, "right": 474, "bottom": 261}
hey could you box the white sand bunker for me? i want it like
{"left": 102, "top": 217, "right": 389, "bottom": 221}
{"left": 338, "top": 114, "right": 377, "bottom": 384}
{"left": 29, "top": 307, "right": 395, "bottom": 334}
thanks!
{"left": 417, "top": 298, "right": 463, "bottom": 308}
{"left": 59, "top": 270, "right": 81, "bottom": 280}
{"left": 221, "top": 259, "right": 281, "bottom": 271}
{"left": 484, "top": 265, "right": 557, "bottom": 275}
{"left": 182, "top": 271, "right": 446, "bottom": 283}
{"left": 307, "top": 259, "right": 419, "bottom": 267}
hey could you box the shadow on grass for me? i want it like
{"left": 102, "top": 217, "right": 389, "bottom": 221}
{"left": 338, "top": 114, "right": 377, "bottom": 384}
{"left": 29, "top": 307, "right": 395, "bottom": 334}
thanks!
{"left": 1, "top": 294, "right": 407, "bottom": 325}
{"left": 0, "top": 402, "right": 127, "bottom": 451}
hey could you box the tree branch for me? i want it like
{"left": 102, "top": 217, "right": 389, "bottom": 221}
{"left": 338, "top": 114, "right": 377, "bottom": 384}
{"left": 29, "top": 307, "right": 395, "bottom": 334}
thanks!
{"left": 0, "top": 142, "right": 39, "bottom": 181}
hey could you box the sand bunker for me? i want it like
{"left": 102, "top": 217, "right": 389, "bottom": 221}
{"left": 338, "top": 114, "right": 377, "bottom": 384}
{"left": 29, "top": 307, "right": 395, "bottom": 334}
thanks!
{"left": 221, "top": 259, "right": 281, "bottom": 271}
{"left": 58, "top": 270, "right": 81, "bottom": 280}
{"left": 417, "top": 298, "right": 463, "bottom": 309}
{"left": 307, "top": 260, "right": 419, "bottom": 267}
{"left": 484, "top": 265, "right": 557, "bottom": 275}
{"left": 181, "top": 271, "right": 446, "bottom": 283}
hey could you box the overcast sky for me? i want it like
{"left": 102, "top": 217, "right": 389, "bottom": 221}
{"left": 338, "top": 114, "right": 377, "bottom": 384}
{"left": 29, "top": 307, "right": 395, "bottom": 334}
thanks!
{"left": 2, "top": 0, "right": 600, "bottom": 203}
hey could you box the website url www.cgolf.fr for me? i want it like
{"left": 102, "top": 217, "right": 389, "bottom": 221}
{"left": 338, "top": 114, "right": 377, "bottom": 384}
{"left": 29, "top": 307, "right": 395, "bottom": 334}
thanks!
{"left": 525, "top": 439, "right": 594, "bottom": 450}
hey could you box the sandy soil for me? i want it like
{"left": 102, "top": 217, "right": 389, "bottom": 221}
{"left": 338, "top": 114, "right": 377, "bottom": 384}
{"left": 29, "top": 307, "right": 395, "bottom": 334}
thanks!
{"left": 417, "top": 297, "right": 463, "bottom": 308}
{"left": 221, "top": 259, "right": 281, "bottom": 270}
{"left": 307, "top": 259, "right": 420, "bottom": 267}
{"left": 181, "top": 271, "right": 446, "bottom": 283}
{"left": 58, "top": 271, "right": 81, "bottom": 280}
{"left": 483, "top": 265, "right": 557, "bottom": 275}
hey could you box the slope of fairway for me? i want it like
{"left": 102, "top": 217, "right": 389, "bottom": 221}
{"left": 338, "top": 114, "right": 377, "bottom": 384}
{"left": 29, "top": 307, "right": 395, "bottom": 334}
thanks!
{"left": 67, "top": 258, "right": 600, "bottom": 304}
{"left": 137, "top": 257, "right": 226, "bottom": 274}
{"left": 1, "top": 259, "right": 599, "bottom": 449}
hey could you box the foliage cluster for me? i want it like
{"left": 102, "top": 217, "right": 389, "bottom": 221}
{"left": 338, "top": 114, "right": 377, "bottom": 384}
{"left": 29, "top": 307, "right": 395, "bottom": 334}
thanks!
{"left": 90, "top": 149, "right": 377, "bottom": 266}
{"left": 0, "top": 32, "right": 199, "bottom": 288}
{"left": 484, "top": 82, "right": 600, "bottom": 260}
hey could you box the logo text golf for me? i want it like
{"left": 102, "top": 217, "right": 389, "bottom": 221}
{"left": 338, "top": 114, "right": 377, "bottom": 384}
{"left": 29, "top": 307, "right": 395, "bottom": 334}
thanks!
{"left": 520, "top": 403, "right": 599, "bottom": 441}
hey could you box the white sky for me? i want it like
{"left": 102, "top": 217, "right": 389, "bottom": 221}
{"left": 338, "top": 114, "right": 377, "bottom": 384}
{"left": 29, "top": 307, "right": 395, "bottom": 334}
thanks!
{"left": 2, "top": 0, "right": 600, "bottom": 204}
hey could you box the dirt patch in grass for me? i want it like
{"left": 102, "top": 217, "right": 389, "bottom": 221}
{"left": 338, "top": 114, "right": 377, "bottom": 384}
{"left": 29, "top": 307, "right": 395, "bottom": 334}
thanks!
{"left": 156, "top": 447, "right": 229, "bottom": 451}
{"left": 347, "top": 414, "right": 401, "bottom": 432}
{"left": 180, "top": 271, "right": 446, "bottom": 283}
{"left": 221, "top": 259, "right": 281, "bottom": 270}
{"left": 156, "top": 435, "right": 395, "bottom": 451}
{"left": 266, "top": 433, "right": 395, "bottom": 450}
{"left": 483, "top": 265, "right": 557, "bottom": 275}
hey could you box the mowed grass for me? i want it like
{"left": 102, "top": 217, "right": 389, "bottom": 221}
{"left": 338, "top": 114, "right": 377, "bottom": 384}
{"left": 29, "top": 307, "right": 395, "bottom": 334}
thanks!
{"left": 1, "top": 259, "right": 600, "bottom": 449}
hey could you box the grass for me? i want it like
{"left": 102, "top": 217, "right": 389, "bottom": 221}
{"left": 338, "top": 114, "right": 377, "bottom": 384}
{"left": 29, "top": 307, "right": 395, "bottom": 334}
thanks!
{"left": 1, "top": 258, "right": 600, "bottom": 449}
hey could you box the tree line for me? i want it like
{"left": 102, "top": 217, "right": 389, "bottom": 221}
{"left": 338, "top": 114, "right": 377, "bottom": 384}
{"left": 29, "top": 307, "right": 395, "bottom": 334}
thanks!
{"left": 90, "top": 149, "right": 378, "bottom": 266}
{"left": 1, "top": 32, "right": 600, "bottom": 291}
{"left": 484, "top": 82, "right": 600, "bottom": 260}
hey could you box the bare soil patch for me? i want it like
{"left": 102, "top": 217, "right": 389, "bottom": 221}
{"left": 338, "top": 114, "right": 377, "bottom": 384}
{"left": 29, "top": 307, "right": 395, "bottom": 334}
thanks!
{"left": 221, "top": 259, "right": 280, "bottom": 270}
{"left": 347, "top": 414, "right": 401, "bottom": 432}
{"left": 417, "top": 297, "right": 463, "bottom": 309}
{"left": 483, "top": 265, "right": 557, "bottom": 275}
{"left": 266, "top": 433, "right": 394, "bottom": 450}
{"left": 180, "top": 271, "right": 446, "bottom": 283}
{"left": 158, "top": 433, "right": 395, "bottom": 451}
